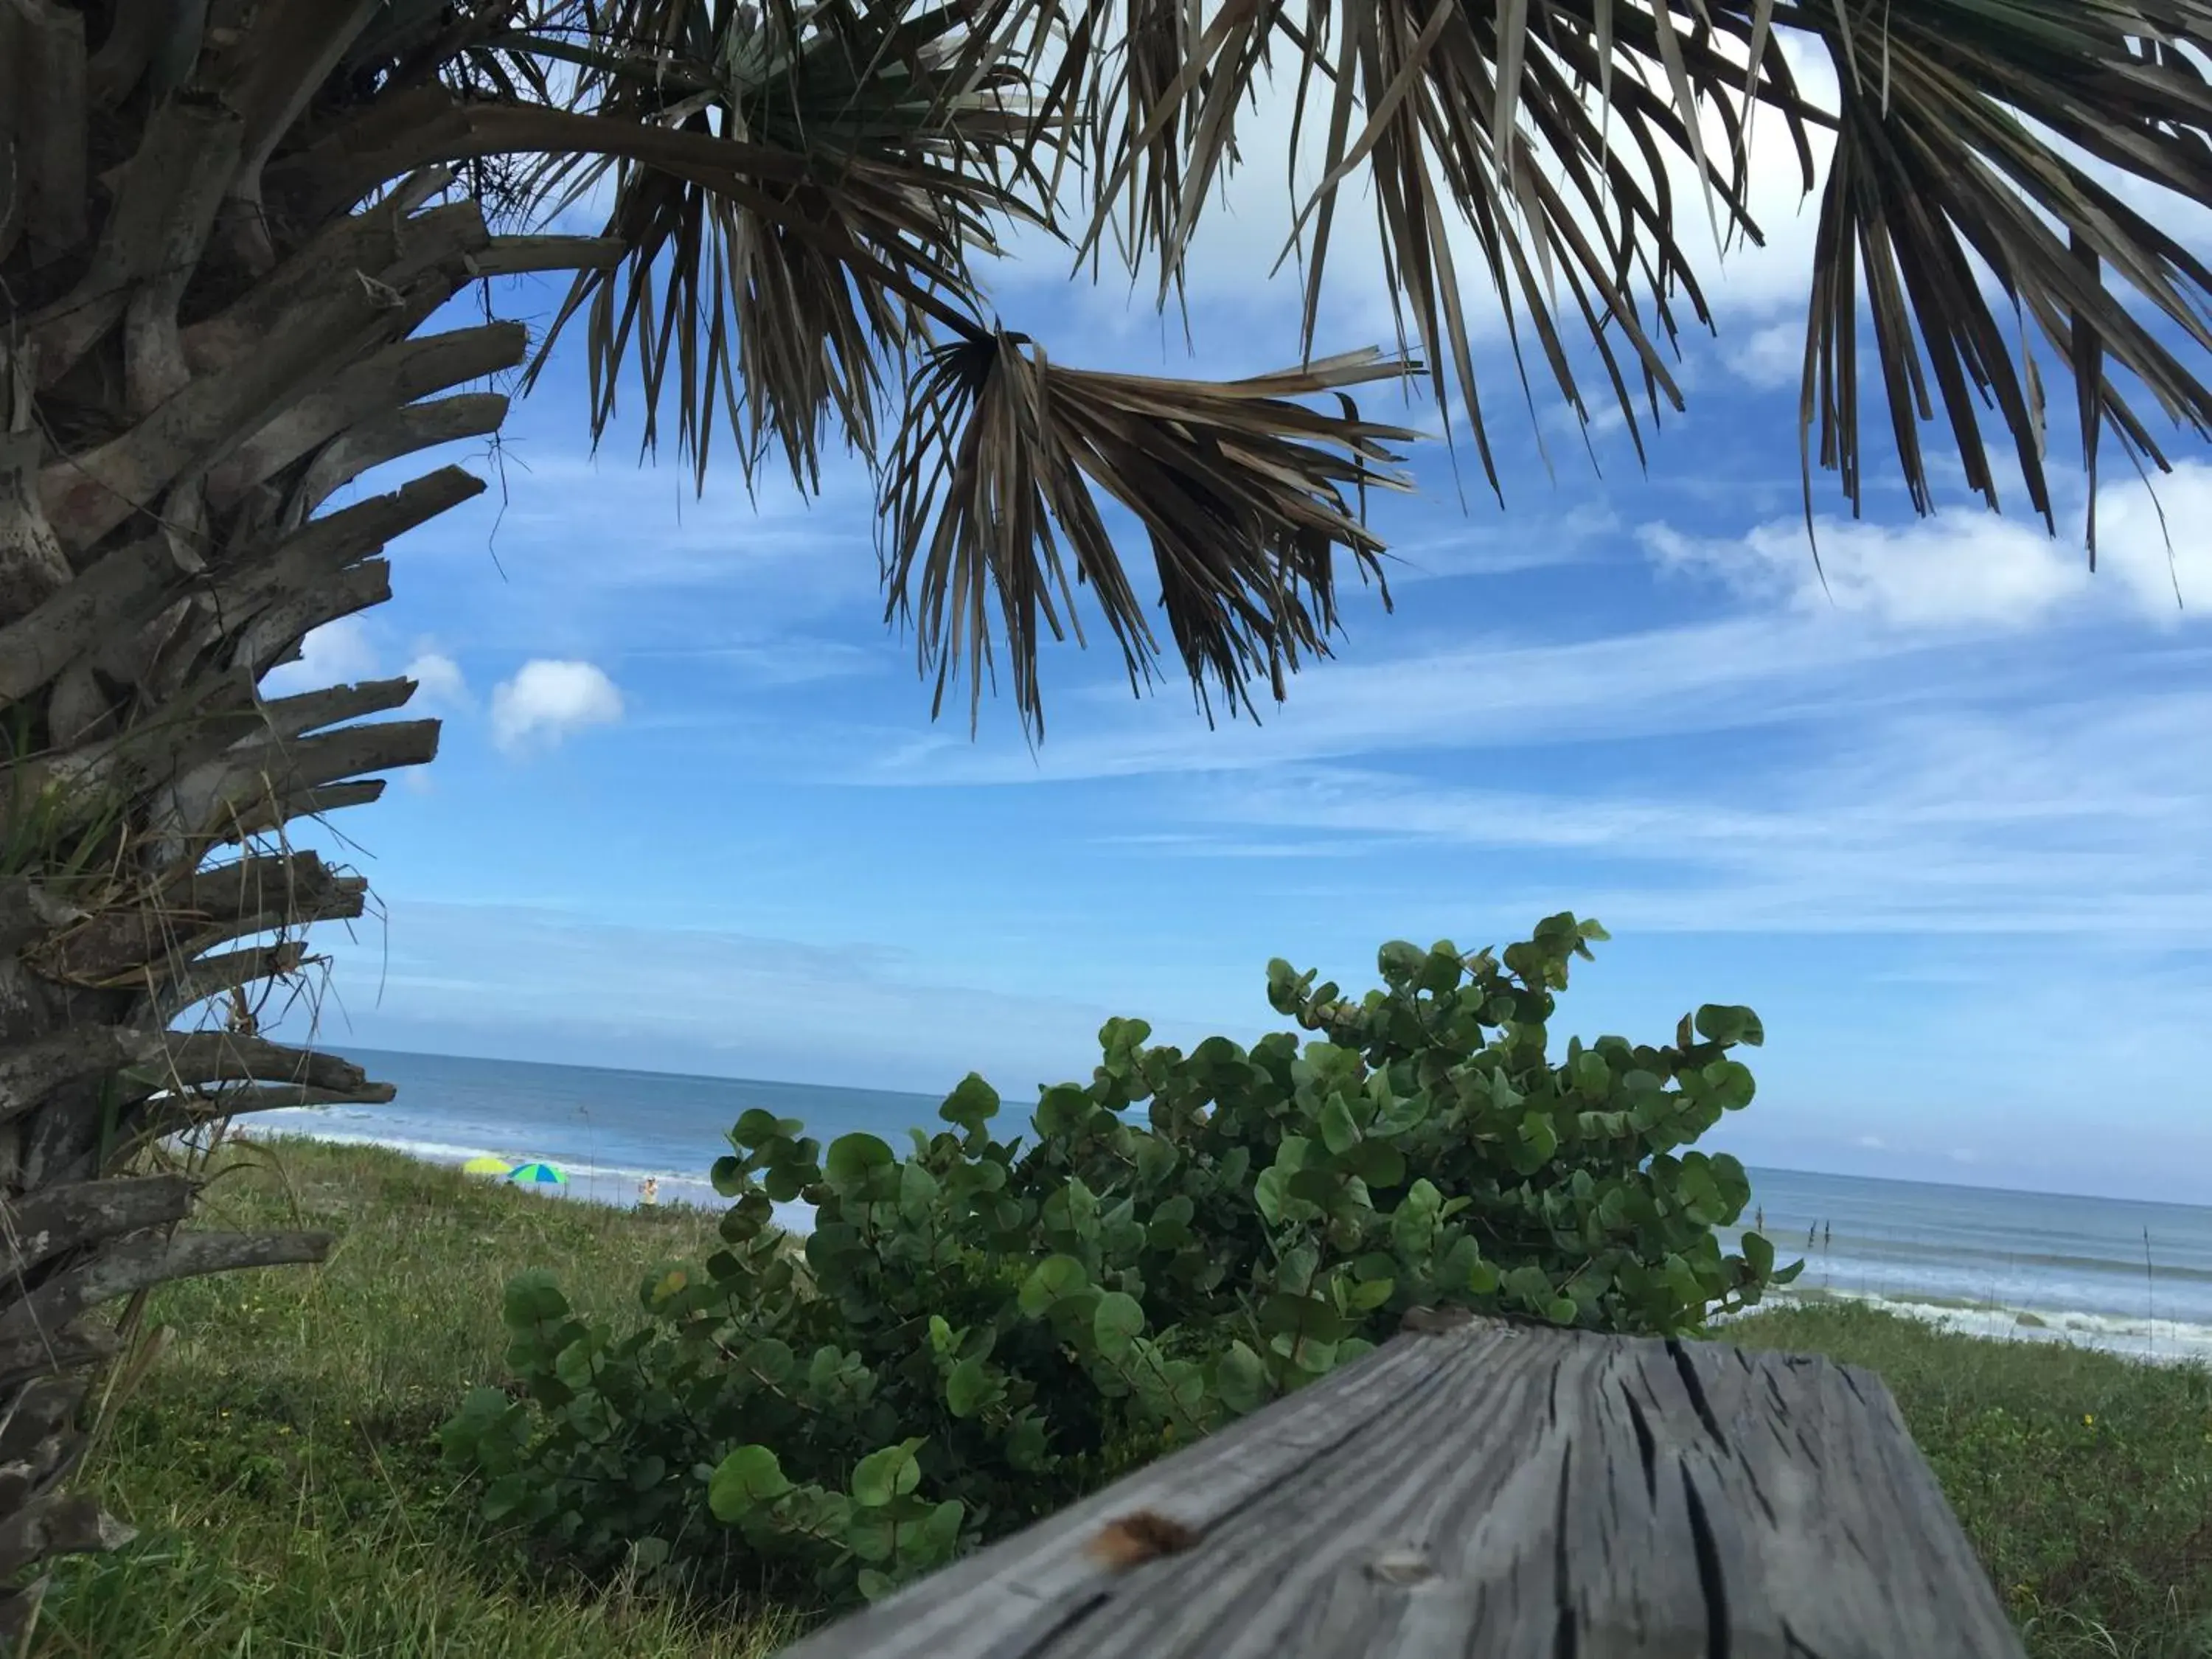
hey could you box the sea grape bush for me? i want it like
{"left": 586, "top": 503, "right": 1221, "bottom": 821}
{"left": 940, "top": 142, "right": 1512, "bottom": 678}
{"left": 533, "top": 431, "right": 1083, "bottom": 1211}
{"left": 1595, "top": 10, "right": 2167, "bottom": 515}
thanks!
{"left": 441, "top": 914, "right": 1797, "bottom": 1604}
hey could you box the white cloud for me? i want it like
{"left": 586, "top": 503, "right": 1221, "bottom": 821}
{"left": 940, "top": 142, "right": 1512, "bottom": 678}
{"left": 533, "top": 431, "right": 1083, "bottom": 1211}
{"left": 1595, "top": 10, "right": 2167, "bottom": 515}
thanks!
{"left": 260, "top": 618, "right": 382, "bottom": 695}
{"left": 1643, "top": 513, "right": 2088, "bottom": 631}
{"left": 490, "top": 659, "right": 625, "bottom": 753}
{"left": 1855, "top": 1135, "right": 1887, "bottom": 1151}
{"left": 1644, "top": 461, "right": 2212, "bottom": 631}
{"left": 1725, "top": 321, "right": 1804, "bottom": 391}
{"left": 2094, "top": 462, "right": 2212, "bottom": 618}
{"left": 403, "top": 649, "right": 472, "bottom": 709}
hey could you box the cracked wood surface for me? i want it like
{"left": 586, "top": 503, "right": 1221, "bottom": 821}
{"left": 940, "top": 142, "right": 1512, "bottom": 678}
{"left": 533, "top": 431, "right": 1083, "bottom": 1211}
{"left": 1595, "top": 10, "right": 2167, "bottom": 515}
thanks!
{"left": 776, "top": 1317, "right": 2025, "bottom": 1659}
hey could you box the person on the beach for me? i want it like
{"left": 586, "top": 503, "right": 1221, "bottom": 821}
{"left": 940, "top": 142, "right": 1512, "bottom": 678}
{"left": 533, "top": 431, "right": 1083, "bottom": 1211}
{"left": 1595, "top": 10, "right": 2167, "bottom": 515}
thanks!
{"left": 639, "top": 1176, "right": 660, "bottom": 1206}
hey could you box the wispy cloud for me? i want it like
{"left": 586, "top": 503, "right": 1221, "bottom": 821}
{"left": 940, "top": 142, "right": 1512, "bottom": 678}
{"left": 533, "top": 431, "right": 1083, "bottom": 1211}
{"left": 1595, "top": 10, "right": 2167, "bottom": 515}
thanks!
{"left": 1646, "top": 462, "right": 2212, "bottom": 627}
{"left": 1175, "top": 678, "right": 2212, "bottom": 935}
{"left": 616, "top": 636, "right": 888, "bottom": 687}
{"left": 304, "top": 901, "right": 1249, "bottom": 1095}
{"left": 854, "top": 612, "right": 1980, "bottom": 787}
{"left": 1384, "top": 503, "right": 1627, "bottom": 583}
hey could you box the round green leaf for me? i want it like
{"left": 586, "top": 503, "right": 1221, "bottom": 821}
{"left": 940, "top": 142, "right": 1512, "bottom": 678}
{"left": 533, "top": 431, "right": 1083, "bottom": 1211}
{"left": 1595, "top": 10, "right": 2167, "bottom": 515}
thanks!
{"left": 1034, "top": 1082, "right": 1092, "bottom": 1137}
{"left": 945, "top": 1356, "right": 993, "bottom": 1419}
{"left": 1571, "top": 1050, "right": 1611, "bottom": 1099}
{"left": 939, "top": 1073, "right": 1001, "bottom": 1133}
{"left": 921, "top": 1498, "right": 965, "bottom": 1554}
{"left": 707, "top": 1445, "right": 791, "bottom": 1520}
{"left": 501, "top": 1269, "right": 569, "bottom": 1329}
{"left": 1694, "top": 1004, "right": 1765, "bottom": 1047}
{"left": 1377, "top": 939, "right": 1425, "bottom": 986}
{"left": 1343, "top": 1276, "right": 1395, "bottom": 1311}
{"left": 898, "top": 1160, "right": 941, "bottom": 1221}
{"left": 741, "top": 1338, "right": 795, "bottom": 1384}
{"left": 1344, "top": 1139, "right": 1406, "bottom": 1189}
{"left": 1318, "top": 1096, "right": 1361, "bottom": 1155}
{"left": 762, "top": 1161, "right": 810, "bottom": 1202}
{"left": 1217, "top": 1340, "right": 1269, "bottom": 1414}
{"left": 1253, "top": 1165, "right": 1293, "bottom": 1225}
{"left": 1018, "top": 1253, "right": 1088, "bottom": 1316}
{"left": 851, "top": 1442, "right": 922, "bottom": 1508}
{"left": 1093, "top": 1291, "right": 1144, "bottom": 1359}
{"left": 732, "top": 1108, "right": 785, "bottom": 1146}
{"left": 1699, "top": 1060, "right": 1757, "bottom": 1111}
{"left": 824, "top": 1133, "right": 896, "bottom": 1186}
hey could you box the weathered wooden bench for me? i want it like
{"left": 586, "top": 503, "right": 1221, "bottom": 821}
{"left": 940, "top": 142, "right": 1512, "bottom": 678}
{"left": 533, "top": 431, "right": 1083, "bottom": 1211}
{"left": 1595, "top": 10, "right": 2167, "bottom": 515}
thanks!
{"left": 776, "top": 1310, "right": 2026, "bottom": 1659}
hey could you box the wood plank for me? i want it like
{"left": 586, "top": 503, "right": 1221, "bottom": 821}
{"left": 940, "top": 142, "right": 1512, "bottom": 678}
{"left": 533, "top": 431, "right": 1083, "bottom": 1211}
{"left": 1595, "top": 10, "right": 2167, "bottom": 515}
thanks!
{"left": 775, "top": 1316, "right": 2025, "bottom": 1659}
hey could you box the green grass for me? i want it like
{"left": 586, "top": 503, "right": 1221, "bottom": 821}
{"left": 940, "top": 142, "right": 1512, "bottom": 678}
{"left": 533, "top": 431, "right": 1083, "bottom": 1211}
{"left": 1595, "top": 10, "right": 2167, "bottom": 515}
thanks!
{"left": 1732, "top": 1300, "right": 2212, "bottom": 1658}
{"left": 41, "top": 1139, "right": 796, "bottom": 1659}
{"left": 45, "top": 1140, "right": 2212, "bottom": 1658}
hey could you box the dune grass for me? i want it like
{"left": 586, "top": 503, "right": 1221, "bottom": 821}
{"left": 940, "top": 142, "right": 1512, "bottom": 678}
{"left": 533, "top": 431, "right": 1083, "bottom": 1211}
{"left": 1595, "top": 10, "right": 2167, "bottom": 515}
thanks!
{"left": 38, "top": 1138, "right": 2212, "bottom": 1658}
{"left": 38, "top": 1138, "right": 793, "bottom": 1659}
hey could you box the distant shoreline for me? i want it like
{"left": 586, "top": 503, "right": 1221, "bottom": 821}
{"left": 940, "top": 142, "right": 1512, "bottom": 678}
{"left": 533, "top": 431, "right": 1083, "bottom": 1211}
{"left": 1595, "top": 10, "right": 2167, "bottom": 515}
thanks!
{"left": 1730, "top": 1286, "right": 2212, "bottom": 1369}
{"left": 234, "top": 1124, "right": 2212, "bottom": 1370}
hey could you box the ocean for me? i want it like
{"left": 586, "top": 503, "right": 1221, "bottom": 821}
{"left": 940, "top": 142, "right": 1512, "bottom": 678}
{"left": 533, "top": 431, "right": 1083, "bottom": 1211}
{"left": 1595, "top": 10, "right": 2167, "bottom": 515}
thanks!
{"left": 244, "top": 1048, "right": 2212, "bottom": 1364}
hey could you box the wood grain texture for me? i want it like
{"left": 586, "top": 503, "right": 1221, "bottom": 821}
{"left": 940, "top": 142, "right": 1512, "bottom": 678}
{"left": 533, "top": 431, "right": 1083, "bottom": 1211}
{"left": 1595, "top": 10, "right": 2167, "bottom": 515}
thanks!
{"left": 776, "top": 1319, "right": 2025, "bottom": 1659}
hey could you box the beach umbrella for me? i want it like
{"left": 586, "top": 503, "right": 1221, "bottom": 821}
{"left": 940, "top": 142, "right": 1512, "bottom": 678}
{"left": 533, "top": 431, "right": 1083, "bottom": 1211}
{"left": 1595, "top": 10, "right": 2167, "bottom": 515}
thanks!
{"left": 462, "top": 1155, "right": 512, "bottom": 1178}
{"left": 507, "top": 1162, "right": 568, "bottom": 1187}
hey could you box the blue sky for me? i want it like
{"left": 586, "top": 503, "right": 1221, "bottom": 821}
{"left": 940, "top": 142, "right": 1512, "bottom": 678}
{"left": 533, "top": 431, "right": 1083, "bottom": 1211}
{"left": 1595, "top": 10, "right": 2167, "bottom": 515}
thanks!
{"left": 265, "top": 54, "right": 2212, "bottom": 1205}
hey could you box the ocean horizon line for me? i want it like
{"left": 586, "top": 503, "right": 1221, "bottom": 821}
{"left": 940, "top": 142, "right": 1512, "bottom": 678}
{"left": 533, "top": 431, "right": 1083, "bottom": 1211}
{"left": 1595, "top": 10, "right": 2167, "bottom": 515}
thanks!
{"left": 310, "top": 1040, "right": 2204, "bottom": 1215}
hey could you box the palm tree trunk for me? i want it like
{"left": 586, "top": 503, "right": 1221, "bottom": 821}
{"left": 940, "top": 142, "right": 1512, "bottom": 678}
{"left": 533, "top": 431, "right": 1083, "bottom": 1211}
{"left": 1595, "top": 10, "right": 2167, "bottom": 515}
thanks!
{"left": 0, "top": 2, "right": 613, "bottom": 1636}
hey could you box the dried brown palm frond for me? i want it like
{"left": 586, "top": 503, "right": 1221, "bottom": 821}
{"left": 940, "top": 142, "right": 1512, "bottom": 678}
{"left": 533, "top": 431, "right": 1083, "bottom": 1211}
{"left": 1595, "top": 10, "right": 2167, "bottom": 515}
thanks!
{"left": 1787, "top": 0, "right": 2212, "bottom": 551}
{"left": 507, "top": 0, "right": 1062, "bottom": 488}
{"left": 880, "top": 335, "right": 1416, "bottom": 734}
{"left": 1026, "top": 0, "right": 2212, "bottom": 544}
{"left": 1035, "top": 0, "right": 1815, "bottom": 498}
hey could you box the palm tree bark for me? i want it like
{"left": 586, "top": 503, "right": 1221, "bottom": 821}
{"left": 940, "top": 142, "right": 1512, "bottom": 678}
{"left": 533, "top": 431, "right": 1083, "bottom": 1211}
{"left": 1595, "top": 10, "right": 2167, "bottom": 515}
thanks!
{"left": 0, "top": 4, "right": 620, "bottom": 1638}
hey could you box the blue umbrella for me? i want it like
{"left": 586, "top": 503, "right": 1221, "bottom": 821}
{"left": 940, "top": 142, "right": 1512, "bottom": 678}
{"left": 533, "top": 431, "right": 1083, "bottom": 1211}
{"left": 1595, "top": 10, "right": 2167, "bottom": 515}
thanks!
{"left": 507, "top": 1161, "right": 568, "bottom": 1187}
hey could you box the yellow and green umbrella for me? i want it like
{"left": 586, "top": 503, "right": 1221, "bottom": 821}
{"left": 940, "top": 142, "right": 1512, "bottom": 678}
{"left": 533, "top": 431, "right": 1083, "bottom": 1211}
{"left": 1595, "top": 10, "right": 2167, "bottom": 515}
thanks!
{"left": 507, "top": 1162, "right": 568, "bottom": 1188}
{"left": 462, "top": 1155, "right": 513, "bottom": 1178}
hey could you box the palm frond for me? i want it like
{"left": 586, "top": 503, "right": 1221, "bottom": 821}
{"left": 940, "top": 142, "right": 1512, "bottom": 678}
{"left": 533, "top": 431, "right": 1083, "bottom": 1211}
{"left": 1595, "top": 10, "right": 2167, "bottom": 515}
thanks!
{"left": 508, "top": 0, "right": 1057, "bottom": 489}
{"left": 319, "top": 0, "right": 2212, "bottom": 728}
{"left": 1787, "top": 0, "right": 2212, "bottom": 550}
{"left": 880, "top": 335, "right": 1416, "bottom": 735}
{"left": 1045, "top": 0, "right": 1814, "bottom": 499}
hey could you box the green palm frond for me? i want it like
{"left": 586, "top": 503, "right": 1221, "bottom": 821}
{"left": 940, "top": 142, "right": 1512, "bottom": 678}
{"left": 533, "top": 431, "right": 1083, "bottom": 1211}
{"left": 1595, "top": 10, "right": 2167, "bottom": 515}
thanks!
{"left": 880, "top": 337, "right": 1415, "bottom": 734}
